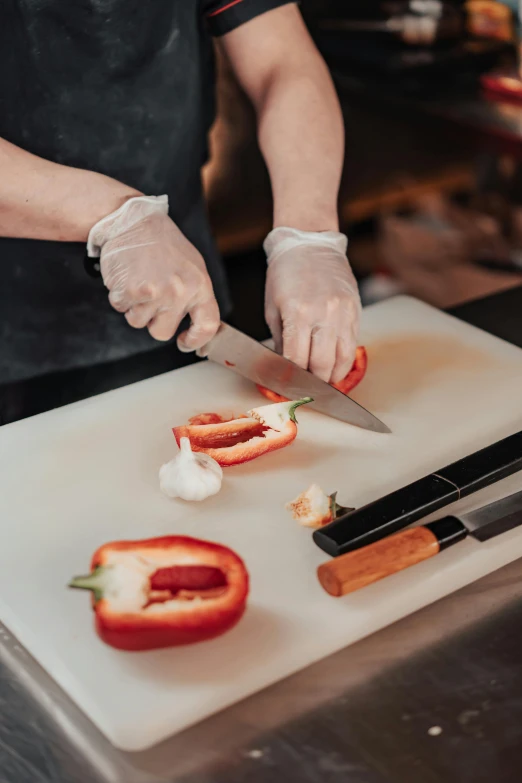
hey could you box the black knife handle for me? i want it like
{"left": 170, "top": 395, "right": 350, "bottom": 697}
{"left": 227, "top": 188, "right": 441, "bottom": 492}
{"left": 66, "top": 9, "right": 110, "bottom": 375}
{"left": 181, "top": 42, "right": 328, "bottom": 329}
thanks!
{"left": 437, "top": 432, "right": 522, "bottom": 498}
{"left": 84, "top": 253, "right": 102, "bottom": 278}
{"left": 313, "top": 474, "right": 459, "bottom": 557}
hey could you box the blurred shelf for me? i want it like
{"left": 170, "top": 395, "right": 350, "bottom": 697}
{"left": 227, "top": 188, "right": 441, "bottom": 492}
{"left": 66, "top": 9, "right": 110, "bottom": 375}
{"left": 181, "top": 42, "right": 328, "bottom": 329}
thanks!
{"left": 209, "top": 164, "right": 475, "bottom": 257}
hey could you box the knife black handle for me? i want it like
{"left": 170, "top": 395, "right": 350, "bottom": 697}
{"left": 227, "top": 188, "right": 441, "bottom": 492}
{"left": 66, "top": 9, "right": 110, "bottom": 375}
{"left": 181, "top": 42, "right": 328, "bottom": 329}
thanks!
{"left": 317, "top": 517, "right": 467, "bottom": 597}
{"left": 84, "top": 253, "right": 102, "bottom": 278}
{"left": 313, "top": 474, "right": 460, "bottom": 557}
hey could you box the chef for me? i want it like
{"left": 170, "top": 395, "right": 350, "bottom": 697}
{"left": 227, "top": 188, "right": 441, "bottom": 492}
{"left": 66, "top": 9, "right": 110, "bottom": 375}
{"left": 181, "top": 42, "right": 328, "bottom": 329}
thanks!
{"left": 0, "top": 1, "right": 360, "bottom": 424}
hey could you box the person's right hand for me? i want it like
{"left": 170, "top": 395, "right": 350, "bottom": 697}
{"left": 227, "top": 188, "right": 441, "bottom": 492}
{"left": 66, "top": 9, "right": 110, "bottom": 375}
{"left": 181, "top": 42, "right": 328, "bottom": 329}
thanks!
{"left": 87, "top": 196, "right": 220, "bottom": 350}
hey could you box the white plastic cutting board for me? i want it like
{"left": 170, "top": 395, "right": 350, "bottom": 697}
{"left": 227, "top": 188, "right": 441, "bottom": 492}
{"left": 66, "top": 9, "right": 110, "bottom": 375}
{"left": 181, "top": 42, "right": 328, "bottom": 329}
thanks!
{"left": 2, "top": 295, "right": 522, "bottom": 752}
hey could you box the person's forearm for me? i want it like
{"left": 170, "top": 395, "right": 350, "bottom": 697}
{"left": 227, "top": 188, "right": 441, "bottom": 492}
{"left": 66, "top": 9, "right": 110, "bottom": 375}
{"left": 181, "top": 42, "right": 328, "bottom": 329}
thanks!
{"left": 0, "top": 138, "right": 142, "bottom": 242}
{"left": 222, "top": 6, "right": 344, "bottom": 233}
{"left": 255, "top": 56, "right": 344, "bottom": 232}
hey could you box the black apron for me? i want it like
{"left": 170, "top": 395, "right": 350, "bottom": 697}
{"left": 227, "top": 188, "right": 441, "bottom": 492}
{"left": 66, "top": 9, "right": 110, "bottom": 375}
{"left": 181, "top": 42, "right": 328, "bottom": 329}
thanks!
{"left": 0, "top": 0, "right": 291, "bottom": 386}
{"left": 0, "top": 0, "right": 228, "bottom": 384}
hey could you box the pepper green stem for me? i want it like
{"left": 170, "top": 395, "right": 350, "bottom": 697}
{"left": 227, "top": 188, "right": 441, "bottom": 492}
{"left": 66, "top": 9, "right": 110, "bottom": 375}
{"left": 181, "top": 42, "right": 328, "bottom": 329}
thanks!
{"left": 287, "top": 397, "right": 313, "bottom": 424}
{"left": 249, "top": 397, "right": 313, "bottom": 430}
{"left": 329, "top": 492, "right": 354, "bottom": 519}
{"left": 68, "top": 565, "right": 111, "bottom": 602}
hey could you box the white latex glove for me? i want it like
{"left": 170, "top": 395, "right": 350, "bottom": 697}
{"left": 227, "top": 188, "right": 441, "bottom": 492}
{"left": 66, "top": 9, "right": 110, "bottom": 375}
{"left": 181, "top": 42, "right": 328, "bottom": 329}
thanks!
{"left": 264, "top": 227, "right": 361, "bottom": 384}
{"left": 87, "top": 195, "right": 220, "bottom": 349}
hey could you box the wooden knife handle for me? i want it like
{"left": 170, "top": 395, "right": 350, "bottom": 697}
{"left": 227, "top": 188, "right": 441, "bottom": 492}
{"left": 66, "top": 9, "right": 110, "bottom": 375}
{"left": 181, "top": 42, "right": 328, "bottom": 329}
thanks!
{"left": 317, "top": 526, "right": 440, "bottom": 597}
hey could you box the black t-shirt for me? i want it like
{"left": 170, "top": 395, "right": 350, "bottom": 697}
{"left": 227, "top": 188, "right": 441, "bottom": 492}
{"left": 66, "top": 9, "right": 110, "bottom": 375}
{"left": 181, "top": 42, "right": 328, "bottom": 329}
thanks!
{"left": 0, "top": 0, "right": 290, "bottom": 383}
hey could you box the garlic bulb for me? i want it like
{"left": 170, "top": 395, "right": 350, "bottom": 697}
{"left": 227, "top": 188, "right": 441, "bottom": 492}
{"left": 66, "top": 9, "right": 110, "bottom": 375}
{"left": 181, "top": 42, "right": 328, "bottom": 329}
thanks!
{"left": 159, "top": 437, "right": 223, "bottom": 501}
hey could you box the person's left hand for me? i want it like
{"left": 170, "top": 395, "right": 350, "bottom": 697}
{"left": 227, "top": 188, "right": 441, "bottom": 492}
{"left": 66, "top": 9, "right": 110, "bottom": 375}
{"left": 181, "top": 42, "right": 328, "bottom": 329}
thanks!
{"left": 264, "top": 227, "right": 361, "bottom": 384}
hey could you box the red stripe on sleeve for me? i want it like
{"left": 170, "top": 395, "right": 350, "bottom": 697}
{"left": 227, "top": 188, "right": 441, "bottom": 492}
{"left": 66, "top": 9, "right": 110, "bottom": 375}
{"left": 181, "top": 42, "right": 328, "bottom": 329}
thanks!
{"left": 207, "top": 0, "right": 244, "bottom": 18}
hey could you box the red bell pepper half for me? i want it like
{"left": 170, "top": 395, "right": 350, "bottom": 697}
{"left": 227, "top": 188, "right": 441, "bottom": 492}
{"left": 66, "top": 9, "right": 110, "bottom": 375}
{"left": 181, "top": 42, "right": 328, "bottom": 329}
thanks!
{"left": 69, "top": 535, "right": 249, "bottom": 651}
{"left": 173, "top": 397, "right": 312, "bottom": 467}
{"left": 256, "top": 346, "right": 368, "bottom": 403}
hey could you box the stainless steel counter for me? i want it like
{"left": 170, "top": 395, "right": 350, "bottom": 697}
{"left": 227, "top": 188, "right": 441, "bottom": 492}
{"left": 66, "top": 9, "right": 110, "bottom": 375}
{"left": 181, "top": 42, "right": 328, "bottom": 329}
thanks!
{"left": 2, "top": 288, "right": 522, "bottom": 783}
{"left": 2, "top": 557, "right": 522, "bottom": 783}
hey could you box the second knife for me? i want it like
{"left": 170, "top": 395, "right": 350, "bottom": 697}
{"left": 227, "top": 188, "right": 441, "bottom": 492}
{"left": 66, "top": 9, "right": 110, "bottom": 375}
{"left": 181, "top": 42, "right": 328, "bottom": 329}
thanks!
{"left": 317, "top": 487, "right": 522, "bottom": 597}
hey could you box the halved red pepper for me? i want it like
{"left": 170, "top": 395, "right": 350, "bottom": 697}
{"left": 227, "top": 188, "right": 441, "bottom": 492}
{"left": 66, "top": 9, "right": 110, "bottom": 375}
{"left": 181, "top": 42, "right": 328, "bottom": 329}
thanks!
{"left": 69, "top": 535, "right": 249, "bottom": 651}
{"left": 173, "top": 397, "right": 312, "bottom": 467}
{"left": 256, "top": 346, "right": 368, "bottom": 403}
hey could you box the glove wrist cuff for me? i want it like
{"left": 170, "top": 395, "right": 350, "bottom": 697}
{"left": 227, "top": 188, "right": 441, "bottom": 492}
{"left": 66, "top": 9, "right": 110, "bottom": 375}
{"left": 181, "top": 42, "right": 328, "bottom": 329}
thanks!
{"left": 87, "top": 194, "right": 169, "bottom": 258}
{"left": 263, "top": 226, "right": 348, "bottom": 265}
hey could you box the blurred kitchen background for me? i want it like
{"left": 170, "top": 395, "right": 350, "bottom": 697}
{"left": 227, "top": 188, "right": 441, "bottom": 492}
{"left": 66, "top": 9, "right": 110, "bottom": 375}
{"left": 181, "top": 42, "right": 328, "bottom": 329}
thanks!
{"left": 204, "top": 0, "right": 522, "bottom": 340}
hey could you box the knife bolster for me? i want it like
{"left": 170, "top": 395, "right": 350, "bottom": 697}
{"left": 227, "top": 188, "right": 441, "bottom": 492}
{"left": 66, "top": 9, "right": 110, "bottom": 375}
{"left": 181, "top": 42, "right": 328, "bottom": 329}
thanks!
{"left": 425, "top": 517, "right": 467, "bottom": 550}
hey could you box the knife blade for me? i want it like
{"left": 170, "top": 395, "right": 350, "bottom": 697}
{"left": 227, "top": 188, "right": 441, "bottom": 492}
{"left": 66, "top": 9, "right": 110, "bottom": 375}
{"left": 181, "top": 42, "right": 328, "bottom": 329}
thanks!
{"left": 317, "top": 487, "right": 522, "bottom": 597}
{"left": 198, "top": 323, "right": 390, "bottom": 433}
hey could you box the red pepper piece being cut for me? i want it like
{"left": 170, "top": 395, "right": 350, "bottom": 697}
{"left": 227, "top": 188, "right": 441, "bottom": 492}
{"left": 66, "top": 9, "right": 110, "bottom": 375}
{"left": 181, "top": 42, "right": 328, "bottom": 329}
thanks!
{"left": 69, "top": 535, "right": 249, "bottom": 651}
{"left": 256, "top": 346, "right": 368, "bottom": 403}
{"left": 173, "top": 397, "right": 312, "bottom": 467}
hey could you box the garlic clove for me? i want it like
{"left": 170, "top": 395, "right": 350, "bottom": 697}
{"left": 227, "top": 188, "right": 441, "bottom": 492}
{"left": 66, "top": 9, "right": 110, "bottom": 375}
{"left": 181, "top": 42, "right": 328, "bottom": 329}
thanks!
{"left": 285, "top": 483, "right": 333, "bottom": 528}
{"left": 160, "top": 437, "right": 223, "bottom": 502}
{"left": 285, "top": 484, "right": 354, "bottom": 528}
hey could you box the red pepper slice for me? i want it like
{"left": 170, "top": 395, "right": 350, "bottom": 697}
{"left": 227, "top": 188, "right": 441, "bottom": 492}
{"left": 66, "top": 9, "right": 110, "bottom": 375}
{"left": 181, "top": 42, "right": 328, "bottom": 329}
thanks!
{"left": 188, "top": 413, "right": 231, "bottom": 426}
{"left": 188, "top": 412, "right": 248, "bottom": 426}
{"left": 69, "top": 536, "right": 249, "bottom": 651}
{"left": 256, "top": 346, "right": 368, "bottom": 403}
{"left": 173, "top": 397, "right": 312, "bottom": 467}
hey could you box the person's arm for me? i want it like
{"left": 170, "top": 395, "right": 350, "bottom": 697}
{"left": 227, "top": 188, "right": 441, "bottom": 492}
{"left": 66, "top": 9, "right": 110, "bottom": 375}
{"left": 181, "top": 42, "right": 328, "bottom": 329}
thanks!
{"left": 221, "top": 3, "right": 343, "bottom": 233}
{"left": 0, "top": 137, "right": 141, "bottom": 241}
{"left": 0, "top": 138, "right": 219, "bottom": 348}
{"left": 221, "top": 4, "right": 360, "bottom": 383}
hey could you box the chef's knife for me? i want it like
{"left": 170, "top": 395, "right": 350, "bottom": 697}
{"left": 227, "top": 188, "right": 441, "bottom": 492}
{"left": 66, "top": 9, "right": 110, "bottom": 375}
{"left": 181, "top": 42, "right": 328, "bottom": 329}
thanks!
{"left": 198, "top": 323, "right": 390, "bottom": 433}
{"left": 317, "top": 487, "right": 522, "bottom": 597}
